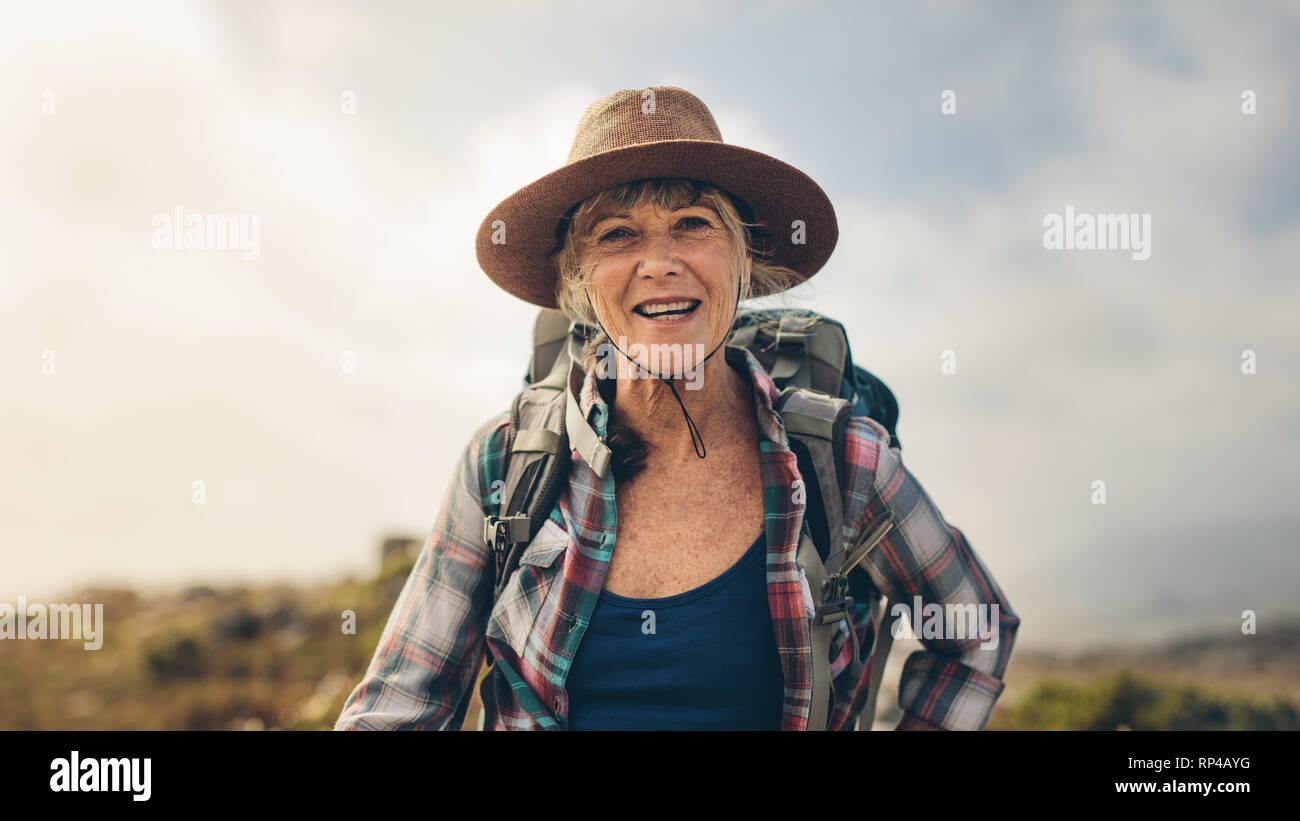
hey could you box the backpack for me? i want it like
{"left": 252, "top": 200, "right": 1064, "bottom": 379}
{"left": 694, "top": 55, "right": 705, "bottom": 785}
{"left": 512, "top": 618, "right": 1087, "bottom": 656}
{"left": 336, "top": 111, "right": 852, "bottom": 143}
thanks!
{"left": 470, "top": 306, "right": 902, "bottom": 731}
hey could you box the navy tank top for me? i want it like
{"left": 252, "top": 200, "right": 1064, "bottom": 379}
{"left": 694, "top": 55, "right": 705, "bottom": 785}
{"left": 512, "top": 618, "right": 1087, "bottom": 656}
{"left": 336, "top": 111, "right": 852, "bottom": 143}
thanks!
{"left": 565, "top": 529, "right": 786, "bottom": 730}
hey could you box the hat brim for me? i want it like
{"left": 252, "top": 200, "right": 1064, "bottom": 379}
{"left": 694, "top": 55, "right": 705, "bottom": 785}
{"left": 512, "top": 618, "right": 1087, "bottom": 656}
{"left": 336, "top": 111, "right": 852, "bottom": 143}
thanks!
{"left": 475, "top": 140, "right": 838, "bottom": 309}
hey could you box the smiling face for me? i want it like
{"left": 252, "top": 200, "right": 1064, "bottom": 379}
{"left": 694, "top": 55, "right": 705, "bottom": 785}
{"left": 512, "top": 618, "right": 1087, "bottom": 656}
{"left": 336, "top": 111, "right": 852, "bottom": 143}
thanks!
{"left": 577, "top": 195, "right": 749, "bottom": 369}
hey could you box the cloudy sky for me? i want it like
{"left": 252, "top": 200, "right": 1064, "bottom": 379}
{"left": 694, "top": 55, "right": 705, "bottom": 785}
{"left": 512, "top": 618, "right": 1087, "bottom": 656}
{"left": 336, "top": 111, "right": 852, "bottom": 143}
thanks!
{"left": 2, "top": 0, "right": 1296, "bottom": 650}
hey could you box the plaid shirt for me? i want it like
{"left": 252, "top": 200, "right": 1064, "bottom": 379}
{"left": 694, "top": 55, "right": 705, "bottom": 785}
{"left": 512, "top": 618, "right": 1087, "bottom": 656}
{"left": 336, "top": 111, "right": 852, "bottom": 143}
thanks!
{"left": 336, "top": 345, "right": 1019, "bottom": 731}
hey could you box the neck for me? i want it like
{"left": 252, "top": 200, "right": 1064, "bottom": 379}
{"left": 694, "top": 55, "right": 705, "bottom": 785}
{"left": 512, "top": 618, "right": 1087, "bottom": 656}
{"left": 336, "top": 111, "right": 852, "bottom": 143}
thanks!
{"left": 605, "top": 347, "right": 753, "bottom": 464}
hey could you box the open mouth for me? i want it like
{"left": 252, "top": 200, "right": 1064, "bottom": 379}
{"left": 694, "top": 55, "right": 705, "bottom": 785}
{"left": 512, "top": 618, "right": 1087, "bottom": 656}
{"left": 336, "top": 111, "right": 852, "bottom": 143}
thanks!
{"left": 633, "top": 299, "right": 702, "bottom": 321}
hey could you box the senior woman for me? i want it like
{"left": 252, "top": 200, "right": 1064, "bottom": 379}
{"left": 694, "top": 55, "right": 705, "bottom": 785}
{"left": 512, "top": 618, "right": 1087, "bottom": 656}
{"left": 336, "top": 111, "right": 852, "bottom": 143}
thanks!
{"left": 335, "top": 86, "right": 1018, "bottom": 731}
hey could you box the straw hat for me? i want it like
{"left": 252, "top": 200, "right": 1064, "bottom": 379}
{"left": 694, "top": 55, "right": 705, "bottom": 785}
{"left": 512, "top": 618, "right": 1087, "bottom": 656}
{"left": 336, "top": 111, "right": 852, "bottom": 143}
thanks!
{"left": 475, "top": 86, "right": 838, "bottom": 309}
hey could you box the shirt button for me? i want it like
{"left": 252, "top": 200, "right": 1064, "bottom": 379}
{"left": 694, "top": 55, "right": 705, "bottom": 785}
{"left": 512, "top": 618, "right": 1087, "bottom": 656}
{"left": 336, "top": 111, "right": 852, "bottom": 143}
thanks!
{"left": 567, "top": 613, "right": 579, "bottom": 632}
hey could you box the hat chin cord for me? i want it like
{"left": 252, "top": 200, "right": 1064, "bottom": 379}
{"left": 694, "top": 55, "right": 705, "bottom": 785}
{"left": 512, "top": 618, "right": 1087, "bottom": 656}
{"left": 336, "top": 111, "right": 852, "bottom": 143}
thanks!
{"left": 584, "top": 271, "right": 741, "bottom": 460}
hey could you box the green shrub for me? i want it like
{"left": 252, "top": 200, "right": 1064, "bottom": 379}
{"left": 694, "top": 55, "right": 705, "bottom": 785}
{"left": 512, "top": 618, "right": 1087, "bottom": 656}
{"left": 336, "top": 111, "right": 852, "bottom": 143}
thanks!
{"left": 993, "top": 671, "right": 1300, "bottom": 730}
{"left": 144, "top": 634, "right": 206, "bottom": 681}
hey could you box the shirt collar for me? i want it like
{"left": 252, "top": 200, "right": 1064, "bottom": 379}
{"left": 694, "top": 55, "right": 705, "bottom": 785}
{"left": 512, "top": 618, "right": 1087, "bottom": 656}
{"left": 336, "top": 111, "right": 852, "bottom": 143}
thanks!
{"left": 571, "top": 345, "right": 790, "bottom": 470}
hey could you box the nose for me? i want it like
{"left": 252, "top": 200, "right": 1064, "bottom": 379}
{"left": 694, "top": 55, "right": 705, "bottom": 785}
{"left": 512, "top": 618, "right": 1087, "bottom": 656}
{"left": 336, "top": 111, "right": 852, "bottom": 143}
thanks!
{"left": 634, "top": 227, "right": 682, "bottom": 279}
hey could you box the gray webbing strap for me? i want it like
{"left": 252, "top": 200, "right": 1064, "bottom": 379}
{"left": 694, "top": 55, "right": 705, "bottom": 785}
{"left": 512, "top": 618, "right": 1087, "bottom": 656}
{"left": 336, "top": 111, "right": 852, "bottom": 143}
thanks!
{"left": 798, "top": 528, "right": 834, "bottom": 731}
{"left": 564, "top": 359, "right": 612, "bottom": 478}
{"left": 511, "top": 428, "right": 560, "bottom": 454}
{"left": 781, "top": 409, "right": 835, "bottom": 441}
{"left": 858, "top": 591, "right": 895, "bottom": 730}
{"left": 529, "top": 323, "right": 612, "bottom": 477}
{"left": 771, "top": 313, "right": 806, "bottom": 382}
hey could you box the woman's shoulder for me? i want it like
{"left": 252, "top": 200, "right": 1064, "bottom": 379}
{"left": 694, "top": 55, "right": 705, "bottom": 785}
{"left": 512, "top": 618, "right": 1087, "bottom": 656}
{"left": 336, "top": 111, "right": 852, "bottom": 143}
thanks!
{"left": 470, "top": 409, "right": 513, "bottom": 447}
{"left": 447, "top": 411, "right": 514, "bottom": 521}
{"left": 462, "top": 410, "right": 513, "bottom": 471}
{"left": 838, "top": 414, "right": 898, "bottom": 494}
{"left": 845, "top": 414, "right": 894, "bottom": 449}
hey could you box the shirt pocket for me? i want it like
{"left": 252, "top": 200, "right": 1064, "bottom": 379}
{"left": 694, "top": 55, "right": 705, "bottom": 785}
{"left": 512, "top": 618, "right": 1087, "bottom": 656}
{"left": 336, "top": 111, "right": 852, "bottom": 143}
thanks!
{"left": 485, "top": 518, "right": 569, "bottom": 660}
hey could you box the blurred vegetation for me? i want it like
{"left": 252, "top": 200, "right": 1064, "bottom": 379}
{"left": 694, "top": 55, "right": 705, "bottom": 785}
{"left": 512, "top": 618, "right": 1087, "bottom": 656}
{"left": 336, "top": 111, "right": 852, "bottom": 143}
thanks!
{"left": 0, "top": 542, "right": 431, "bottom": 731}
{"left": 987, "top": 671, "right": 1300, "bottom": 730}
{"left": 2, "top": 540, "right": 1295, "bottom": 730}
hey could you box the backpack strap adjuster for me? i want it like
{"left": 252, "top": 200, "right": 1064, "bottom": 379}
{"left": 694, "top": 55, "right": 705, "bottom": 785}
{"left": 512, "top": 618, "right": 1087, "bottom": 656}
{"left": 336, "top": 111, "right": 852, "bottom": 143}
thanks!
{"left": 814, "top": 571, "right": 855, "bottom": 626}
{"left": 483, "top": 514, "right": 531, "bottom": 550}
{"left": 483, "top": 513, "right": 531, "bottom": 588}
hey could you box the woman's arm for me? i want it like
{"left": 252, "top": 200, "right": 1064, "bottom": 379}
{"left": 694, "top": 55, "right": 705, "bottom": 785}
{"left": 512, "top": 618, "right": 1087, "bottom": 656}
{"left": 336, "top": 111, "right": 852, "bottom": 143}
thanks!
{"left": 334, "top": 413, "right": 510, "bottom": 730}
{"left": 848, "top": 419, "right": 1021, "bottom": 731}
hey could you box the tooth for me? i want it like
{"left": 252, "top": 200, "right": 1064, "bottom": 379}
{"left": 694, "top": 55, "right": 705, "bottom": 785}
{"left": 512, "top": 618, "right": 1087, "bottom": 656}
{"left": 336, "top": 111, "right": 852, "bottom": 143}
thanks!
{"left": 640, "top": 300, "right": 696, "bottom": 316}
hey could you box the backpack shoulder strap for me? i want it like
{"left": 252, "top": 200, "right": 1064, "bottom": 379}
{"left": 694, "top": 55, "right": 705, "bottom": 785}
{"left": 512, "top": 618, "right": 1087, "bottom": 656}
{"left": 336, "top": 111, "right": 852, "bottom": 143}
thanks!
{"left": 775, "top": 386, "right": 895, "bottom": 731}
{"left": 776, "top": 386, "right": 850, "bottom": 732}
{"left": 776, "top": 387, "right": 850, "bottom": 572}
{"left": 476, "top": 320, "right": 579, "bottom": 730}
{"left": 477, "top": 311, "right": 617, "bottom": 729}
{"left": 486, "top": 311, "right": 595, "bottom": 571}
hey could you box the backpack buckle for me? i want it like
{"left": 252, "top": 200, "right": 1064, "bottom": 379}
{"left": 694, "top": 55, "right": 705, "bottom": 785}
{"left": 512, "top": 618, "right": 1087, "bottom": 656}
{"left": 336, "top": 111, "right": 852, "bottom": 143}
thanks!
{"left": 815, "top": 572, "right": 855, "bottom": 625}
{"left": 483, "top": 515, "right": 531, "bottom": 550}
{"left": 483, "top": 516, "right": 506, "bottom": 552}
{"left": 484, "top": 514, "right": 532, "bottom": 589}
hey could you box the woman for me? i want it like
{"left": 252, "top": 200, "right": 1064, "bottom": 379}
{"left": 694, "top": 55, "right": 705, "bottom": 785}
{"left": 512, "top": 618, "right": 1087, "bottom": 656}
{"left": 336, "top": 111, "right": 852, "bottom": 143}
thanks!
{"left": 335, "top": 86, "right": 1019, "bottom": 731}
